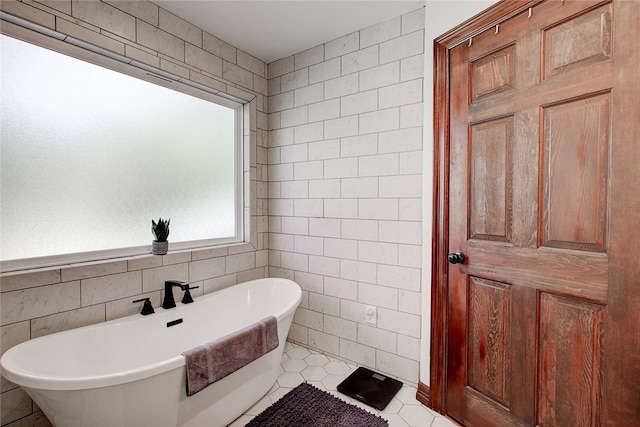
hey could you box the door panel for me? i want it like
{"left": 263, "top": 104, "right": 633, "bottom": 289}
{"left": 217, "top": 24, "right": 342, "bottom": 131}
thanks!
{"left": 537, "top": 293, "right": 604, "bottom": 427}
{"left": 469, "top": 117, "right": 513, "bottom": 243}
{"left": 467, "top": 277, "right": 511, "bottom": 407}
{"left": 542, "top": 4, "right": 612, "bottom": 79}
{"left": 541, "top": 92, "right": 610, "bottom": 252}
{"left": 470, "top": 45, "right": 516, "bottom": 101}
{"left": 446, "top": 1, "right": 617, "bottom": 426}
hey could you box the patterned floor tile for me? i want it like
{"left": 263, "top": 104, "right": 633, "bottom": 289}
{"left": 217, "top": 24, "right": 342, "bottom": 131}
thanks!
{"left": 230, "top": 342, "right": 459, "bottom": 427}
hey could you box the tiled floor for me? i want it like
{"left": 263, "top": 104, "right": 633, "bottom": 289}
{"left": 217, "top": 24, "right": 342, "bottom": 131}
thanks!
{"left": 229, "top": 342, "right": 459, "bottom": 427}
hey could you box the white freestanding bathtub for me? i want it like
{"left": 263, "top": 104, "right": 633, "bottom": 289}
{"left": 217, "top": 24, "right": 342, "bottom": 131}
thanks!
{"left": 1, "top": 277, "right": 301, "bottom": 427}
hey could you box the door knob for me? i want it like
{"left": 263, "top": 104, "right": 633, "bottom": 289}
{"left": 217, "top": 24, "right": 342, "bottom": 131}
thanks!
{"left": 447, "top": 252, "right": 465, "bottom": 264}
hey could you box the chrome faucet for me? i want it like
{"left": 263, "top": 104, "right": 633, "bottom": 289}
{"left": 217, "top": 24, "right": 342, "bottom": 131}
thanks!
{"left": 162, "top": 280, "right": 186, "bottom": 309}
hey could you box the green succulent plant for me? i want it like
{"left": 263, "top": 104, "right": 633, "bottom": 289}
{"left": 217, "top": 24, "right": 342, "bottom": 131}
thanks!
{"left": 151, "top": 217, "right": 170, "bottom": 242}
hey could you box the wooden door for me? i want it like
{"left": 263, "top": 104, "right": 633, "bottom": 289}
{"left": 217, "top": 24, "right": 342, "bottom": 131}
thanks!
{"left": 432, "top": 0, "right": 640, "bottom": 426}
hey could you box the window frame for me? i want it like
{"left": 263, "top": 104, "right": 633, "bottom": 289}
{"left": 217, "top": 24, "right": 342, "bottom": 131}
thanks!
{"left": 0, "top": 17, "right": 250, "bottom": 272}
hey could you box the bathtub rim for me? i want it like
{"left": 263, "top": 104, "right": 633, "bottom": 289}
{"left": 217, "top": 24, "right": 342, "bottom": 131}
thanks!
{"left": 0, "top": 277, "right": 301, "bottom": 391}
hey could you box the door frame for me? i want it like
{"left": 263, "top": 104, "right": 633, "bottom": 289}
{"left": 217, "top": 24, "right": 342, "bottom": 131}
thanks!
{"left": 429, "top": 0, "right": 544, "bottom": 414}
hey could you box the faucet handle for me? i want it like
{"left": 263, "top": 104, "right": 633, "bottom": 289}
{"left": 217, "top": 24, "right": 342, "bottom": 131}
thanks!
{"left": 133, "top": 297, "right": 155, "bottom": 315}
{"left": 181, "top": 285, "right": 199, "bottom": 304}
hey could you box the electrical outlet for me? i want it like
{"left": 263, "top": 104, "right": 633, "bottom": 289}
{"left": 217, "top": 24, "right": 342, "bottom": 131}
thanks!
{"left": 365, "top": 305, "right": 377, "bottom": 325}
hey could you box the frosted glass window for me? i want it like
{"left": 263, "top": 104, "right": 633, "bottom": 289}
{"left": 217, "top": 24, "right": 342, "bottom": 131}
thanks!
{"left": 1, "top": 34, "right": 241, "bottom": 266}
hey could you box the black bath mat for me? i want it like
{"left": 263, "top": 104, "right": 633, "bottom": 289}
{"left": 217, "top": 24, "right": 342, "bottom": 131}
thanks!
{"left": 336, "top": 367, "right": 403, "bottom": 410}
{"left": 244, "top": 382, "right": 388, "bottom": 427}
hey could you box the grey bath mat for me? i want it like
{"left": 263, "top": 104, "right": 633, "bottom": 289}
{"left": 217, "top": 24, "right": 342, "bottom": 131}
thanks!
{"left": 244, "top": 382, "right": 388, "bottom": 426}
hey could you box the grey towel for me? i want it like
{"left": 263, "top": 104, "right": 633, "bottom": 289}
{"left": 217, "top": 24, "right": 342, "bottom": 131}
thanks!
{"left": 182, "top": 315, "right": 279, "bottom": 396}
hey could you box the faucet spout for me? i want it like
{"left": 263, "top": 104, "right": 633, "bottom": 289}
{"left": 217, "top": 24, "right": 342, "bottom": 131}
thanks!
{"left": 162, "top": 280, "right": 187, "bottom": 309}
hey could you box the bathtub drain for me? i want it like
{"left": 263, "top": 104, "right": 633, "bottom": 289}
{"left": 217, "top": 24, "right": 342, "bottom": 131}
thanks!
{"left": 167, "top": 318, "right": 183, "bottom": 327}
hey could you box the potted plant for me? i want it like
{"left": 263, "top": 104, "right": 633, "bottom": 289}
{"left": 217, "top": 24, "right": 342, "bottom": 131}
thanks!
{"left": 151, "top": 217, "right": 170, "bottom": 255}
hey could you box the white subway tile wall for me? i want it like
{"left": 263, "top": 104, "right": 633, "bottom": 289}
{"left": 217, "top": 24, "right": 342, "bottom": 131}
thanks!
{"left": 268, "top": 7, "right": 424, "bottom": 389}
{"left": 0, "top": 1, "right": 425, "bottom": 426}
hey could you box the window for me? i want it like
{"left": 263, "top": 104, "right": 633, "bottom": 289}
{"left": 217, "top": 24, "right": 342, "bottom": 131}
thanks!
{"left": 0, "top": 33, "right": 244, "bottom": 271}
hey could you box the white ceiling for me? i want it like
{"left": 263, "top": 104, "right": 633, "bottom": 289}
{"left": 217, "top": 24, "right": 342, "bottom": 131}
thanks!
{"left": 154, "top": 1, "right": 425, "bottom": 64}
